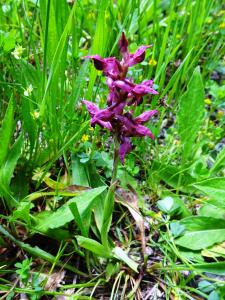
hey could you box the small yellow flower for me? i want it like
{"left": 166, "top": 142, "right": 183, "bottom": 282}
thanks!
{"left": 219, "top": 23, "right": 225, "bottom": 29}
{"left": 148, "top": 58, "right": 157, "bottom": 66}
{"left": 204, "top": 98, "right": 212, "bottom": 105}
{"left": 24, "top": 84, "right": 33, "bottom": 97}
{"left": 206, "top": 17, "right": 212, "bottom": 24}
{"left": 216, "top": 10, "right": 225, "bottom": 17}
{"left": 100, "top": 98, "right": 105, "bottom": 104}
{"left": 28, "top": 11, "right": 33, "bottom": 17}
{"left": 176, "top": 34, "right": 181, "bottom": 39}
{"left": 30, "top": 110, "right": 40, "bottom": 119}
{"left": 208, "top": 143, "right": 214, "bottom": 149}
{"left": 11, "top": 45, "right": 25, "bottom": 60}
{"left": 217, "top": 110, "right": 224, "bottom": 119}
{"left": 81, "top": 134, "right": 89, "bottom": 142}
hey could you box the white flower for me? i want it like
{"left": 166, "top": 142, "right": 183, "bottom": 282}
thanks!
{"left": 11, "top": 45, "right": 25, "bottom": 59}
{"left": 24, "top": 84, "right": 33, "bottom": 97}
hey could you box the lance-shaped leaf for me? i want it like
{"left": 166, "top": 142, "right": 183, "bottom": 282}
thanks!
{"left": 177, "top": 67, "right": 204, "bottom": 160}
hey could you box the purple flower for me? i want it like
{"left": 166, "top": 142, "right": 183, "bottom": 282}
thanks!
{"left": 84, "top": 55, "right": 122, "bottom": 79}
{"left": 119, "top": 137, "right": 132, "bottom": 164}
{"left": 82, "top": 33, "right": 159, "bottom": 164}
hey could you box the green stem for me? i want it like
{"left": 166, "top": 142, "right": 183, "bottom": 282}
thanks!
{"left": 110, "top": 135, "right": 120, "bottom": 187}
{"left": 101, "top": 134, "right": 120, "bottom": 248}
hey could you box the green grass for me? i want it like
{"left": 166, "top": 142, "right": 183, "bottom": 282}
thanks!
{"left": 0, "top": 0, "right": 225, "bottom": 299}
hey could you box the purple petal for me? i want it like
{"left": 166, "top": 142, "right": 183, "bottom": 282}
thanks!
{"left": 92, "top": 108, "right": 114, "bottom": 122}
{"left": 142, "top": 80, "right": 154, "bottom": 87}
{"left": 103, "top": 57, "right": 121, "bottom": 79}
{"left": 132, "top": 84, "right": 158, "bottom": 96}
{"left": 118, "top": 32, "right": 128, "bottom": 55}
{"left": 135, "top": 110, "right": 158, "bottom": 123}
{"left": 119, "top": 137, "right": 132, "bottom": 164}
{"left": 106, "top": 77, "right": 114, "bottom": 89}
{"left": 114, "top": 79, "right": 134, "bottom": 93}
{"left": 91, "top": 119, "right": 112, "bottom": 131}
{"left": 117, "top": 114, "right": 134, "bottom": 132}
{"left": 82, "top": 100, "right": 99, "bottom": 116}
{"left": 134, "top": 124, "right": 155, "bottom": 139}
{"left": 84, "top": 55, "right": 105, "bottom": 70}
{"left": 127, "top": 46, "right": 151, "bottom": 66}
{"left": 110, "top": 102, "right": 126, "bottom": 115}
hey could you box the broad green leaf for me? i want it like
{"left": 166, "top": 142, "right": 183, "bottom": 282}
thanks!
{"left": 175, "top": 262, "right": 225, "bottom": 275}
{"left": 0, "top": 96, "right": 14, "bottom": 166}
{"left": 193, "top": 177, "right": 225, "bottom": 202}
{"left": 208, "top": 291, "right": 220, "bottom": 300}
{"left": 112, "top": 247, "right": 139, "bottom": 273}
{"left": 199, "top": 204, "right": 225, "bottom": 220}
{"left": 152, "top": 160, "right": 195, "bottom": 193}
{"left": 191, "top": 262, "right": 225, "bottom": 276}
{"left": 177, "top": 67, "right": 204, "bottom": 160}
{"left": 202, "top": 242, "right": 225, "bottom": 258}
{"left": 159, "top": 191, "right": 191, "bottom": 218}
{"left": 69, "top": 202, "right": 89, "bottom": 237}
{"left": 76, "top": 236, "right": 112, "bottom": 258}
{"left": 34, "top": 186, "right": 106, "bottom": 232}
{"left": 175, "top": 216, "right": 225, "bottom": 250}
{"left": 198, "top": 280, "right": 215, "bottom": 293}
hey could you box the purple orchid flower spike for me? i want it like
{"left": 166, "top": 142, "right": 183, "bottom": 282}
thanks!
{"left": 82, "top": 32, "right": 159, "bottom": 164}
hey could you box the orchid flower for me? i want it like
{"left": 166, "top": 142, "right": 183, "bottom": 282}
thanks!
{"left": 82, "top": 32, "right": 159, "bottom": 164}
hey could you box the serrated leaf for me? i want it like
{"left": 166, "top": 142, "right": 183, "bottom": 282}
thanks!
{"left": 177, "top": 66, "right": 204, "bottom": 160}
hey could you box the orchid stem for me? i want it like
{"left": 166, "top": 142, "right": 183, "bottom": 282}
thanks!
{"left": 101, "top": 134, "right": 120, "bottom": 249}
{"left": 110, "top": 134, "right": 120, "bottom": 187}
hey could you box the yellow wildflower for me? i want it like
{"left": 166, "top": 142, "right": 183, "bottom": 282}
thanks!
{"left": 81, "top": 134, "right": 89, "bottom": 142}
{"left": 217, "top": 110, "right": 224, "bottom": 119}
{"left": 204, "top": 98, "right": 212, "bottom": 105}
{"left": 148, "top": 58, "right": 157, "bottom": 66}
{"left": 100, "top": 98, "right": 105, "bottom": 104}
{"left": 30, "top": 110, "right": 40, "bottom": 119}
{"left": 219, "top": 23, "right": 225, "bottom": 29}
{"left": 216, "top": 10, "right": 225, "bottom": 17}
